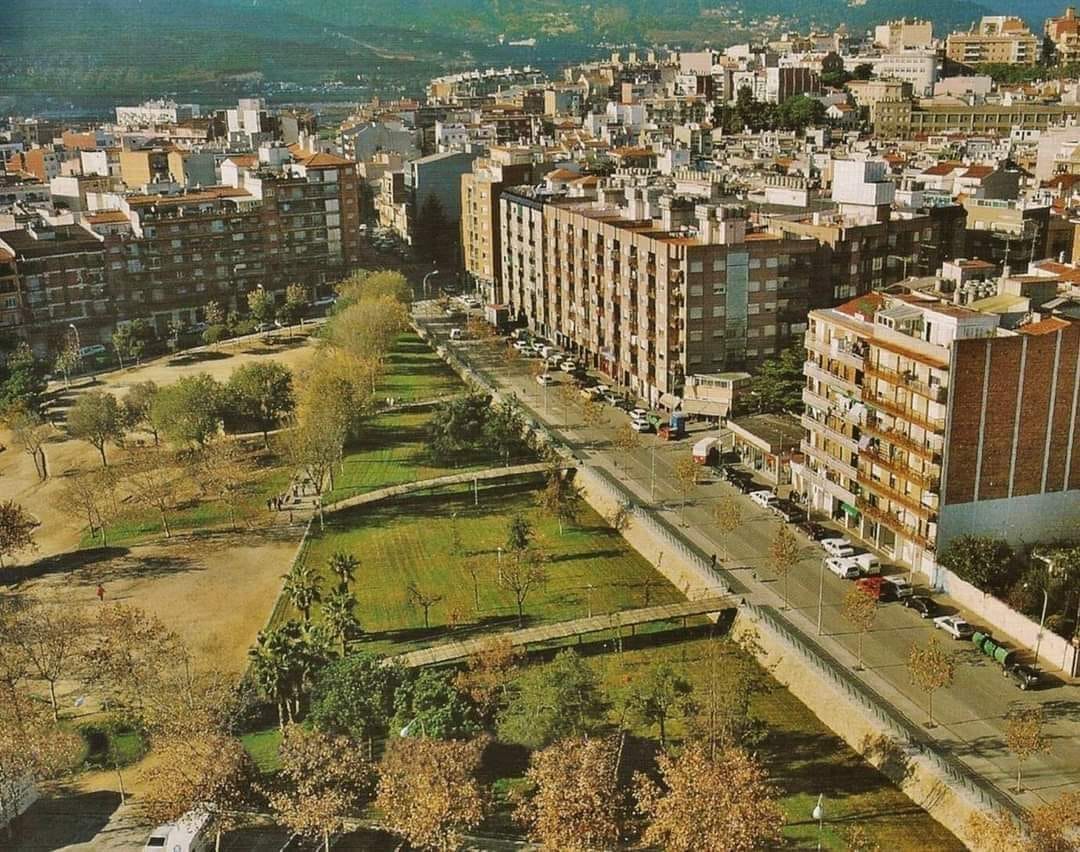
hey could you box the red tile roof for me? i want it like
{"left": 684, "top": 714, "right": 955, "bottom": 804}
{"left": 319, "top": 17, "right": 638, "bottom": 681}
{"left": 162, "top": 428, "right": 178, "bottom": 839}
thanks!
{"left": 1020, "top": 317, "right": 1071, "bottom": 335}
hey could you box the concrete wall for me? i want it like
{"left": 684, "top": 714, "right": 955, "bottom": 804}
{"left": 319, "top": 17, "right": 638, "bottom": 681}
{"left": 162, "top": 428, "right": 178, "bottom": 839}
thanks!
{"left": 937, "top": 492, "right": 1080, "bottom": 552}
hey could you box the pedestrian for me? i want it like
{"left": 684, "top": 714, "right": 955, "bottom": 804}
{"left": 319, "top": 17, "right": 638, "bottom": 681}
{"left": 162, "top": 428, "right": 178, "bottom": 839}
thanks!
{"left": 266, "top": 498, "right": 272, "bottom": 512}
{"left": 96, "top": 584, "right": 105, "bottom": 602}
{"left": 711, "top": 553, "right": 717, "bottom": 571}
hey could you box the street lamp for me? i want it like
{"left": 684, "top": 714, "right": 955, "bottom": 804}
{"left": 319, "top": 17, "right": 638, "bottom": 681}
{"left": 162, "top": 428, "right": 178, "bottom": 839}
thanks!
{"left": 650, "top": 437, "right": 657, "bottom": 500}
{"left": 812, "top": 794, "right": 825, "bottom": 851}
{"left": 816, "top": 556, "right": 826, "bottom": 635}
{"left": 1030, "top": 554, "right": 1057, "bottom": 664}
{"left": 68, "top": 322, "right": 81, "bottom": 352}
{"left": 423, "top": 268, "right": 439, "bottom": 299}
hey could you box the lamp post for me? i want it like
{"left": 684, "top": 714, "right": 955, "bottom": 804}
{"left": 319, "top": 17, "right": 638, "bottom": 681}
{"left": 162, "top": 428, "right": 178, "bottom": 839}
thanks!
{"left": 812, "top": 794, "right": 825, "bottom": 851}
{"left": 423, "top": 268, "right": 439, "bottom": 299}
{"left": 817, "top": 556, "right": 826, "bottom": 635}
{"left": 1030, "top": 553, "right": 1056, "bottom": 664}
{"left": 68, "top": 322, "right": 81, "bottom": 353}
{"left": 650, "top": 437, "right": 657, "bottom": 500}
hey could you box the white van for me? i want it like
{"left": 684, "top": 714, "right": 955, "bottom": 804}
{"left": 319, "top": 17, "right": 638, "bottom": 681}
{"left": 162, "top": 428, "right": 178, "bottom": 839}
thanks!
{"left": 144, "top": 811, "right": 212, "bottom": 852}
{"left": 852, "top": 553, "right": 881, "bottom": 576}
{"left": 449, "top": 327, "right": 463, "bottom": 340}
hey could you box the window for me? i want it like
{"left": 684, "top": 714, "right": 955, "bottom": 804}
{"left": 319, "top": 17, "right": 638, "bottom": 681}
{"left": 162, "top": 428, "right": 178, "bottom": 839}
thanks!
{"left": 689, "top": 306, "right": 704, "bottom": 319}
{"left": 748, "top": 280, "right": 761, "bottom": 293}
{"left": 749, "top": 258, "right": 761, "bottom": 269}
{"left": 712, "top": 258, "right": 726, "bottom": 272}
{"left": 766, "top": 256, "right": 778, "bottom": 268}
{"left": 712, "top": 305, "right": 725, "bottom": 317}
{"left": 690, "top": 260, "right": 704, "bottom": 273}
{"left": 689, "top": 329, "right": 703, "bottom": 342}
{"left": 689, "top": 284, "right": 703, "bottom": 297}
{"left": 872, "top": 256, "right": 884, "bottom": 271}
{"left": 766, "top": 279, "right": 778, "bottom": 291}
{"left": 713, "top": 283, "right": 726, "bottom": 296}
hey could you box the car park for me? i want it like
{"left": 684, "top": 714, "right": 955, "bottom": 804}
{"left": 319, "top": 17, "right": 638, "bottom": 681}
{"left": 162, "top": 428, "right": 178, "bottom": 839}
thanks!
{"left": 825, "top": 557, "right": 861, "bottom": 580}
{"left": 1005, "top": 662, "right": 1041, "bottom": 690}
{"left": 934, "top": 615, "right": 975, "bottom": 640}
{"left": 901, "top": 596, "right": 939, "bottom": 618}
{"left": 796, "top": 519, "right": 829, "bottom": 540}
{"left": 749, "top": 490, "right": 778, "bottom": 510}
{"left": 821, "top": 538, "right": 855, "bottom": 558}
{"left": 535, "top": 373, "right": 555, "bottom": 386}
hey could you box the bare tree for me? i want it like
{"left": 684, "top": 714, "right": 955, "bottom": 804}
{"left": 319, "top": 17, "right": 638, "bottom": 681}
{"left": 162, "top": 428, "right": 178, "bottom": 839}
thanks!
{"left": 501, "top": 549, "right": 549, "bottom": 627}
{"left": 4, "top": 404, "right": 51, "bottom": 481}
{"left": 407, "top": 581, "right": 444, "bottom": 630}
{"left": 907, "top": 637, "right": 955, "bottom": 728}
{"left": 712, "top": 498, "right": 742, "bottom": 563}
{"left": 842, "top": 585, "right": 878, "bottom": 670}
{"left": 673, "top": 456, "right": 699, "bottom": 525}
{"left": 611, "top": 425, "right": 642, "bottom": 470}
{"left": 1006, "top": 706, "right": 1048, "bottom": 793}
{"left": 769, "top": 524, "right": 800, "bottom": 609}
{"left": 58, "top": 467, "right": 119, "bottom": 547}
{"left": 9, "top": 598, "right": 89, "bottom": 720}
{"left": 126, "top": 445, "right": 179, "bottom": 538}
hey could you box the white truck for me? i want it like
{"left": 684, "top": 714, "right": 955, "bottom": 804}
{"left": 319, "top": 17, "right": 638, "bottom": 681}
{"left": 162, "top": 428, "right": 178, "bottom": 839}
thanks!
{"left": 143, "top": 811, "right": 212, "bottom": 852}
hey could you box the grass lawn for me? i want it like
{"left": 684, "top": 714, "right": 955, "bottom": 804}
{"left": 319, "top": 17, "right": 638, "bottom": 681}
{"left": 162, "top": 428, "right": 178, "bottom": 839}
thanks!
{"left": 241, "top": 727, "right": 283, "bottom": 773}
{"left": 376, "top": 332, "right": 464, "bottom": 402}
{"left": 323, "top": 409, "right": 502, "bottom": 505}
{"left": 582, "top": 636, "right": 964, "bottom": 852}
{"left": 280, "top": 482, "right": 683, "bottom": 656}
{"left": 80, "top": 463, "right": 292, "bottom": 548}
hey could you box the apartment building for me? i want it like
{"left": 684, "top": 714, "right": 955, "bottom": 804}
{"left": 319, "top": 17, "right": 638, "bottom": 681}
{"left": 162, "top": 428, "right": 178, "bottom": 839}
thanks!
{"left": 1046, "top": 6, "right": 1080, "bottom": 64}
{"left": 504, "top": 179, "right": 818, "bottom": 405}
{"left": 0, "top": 248, "right": 22, "bottom": 335}
{"left": 797, "top": 292, "right": 1080, "bottom": 576}
{"left": 872, "top": 100, "right": 1080, "bottom": 140}
{"left": 945, "top": 16, "right": 1039, "bottom": 65}
{"left": 874, "top": 19, "right": 935, "bottom": 51}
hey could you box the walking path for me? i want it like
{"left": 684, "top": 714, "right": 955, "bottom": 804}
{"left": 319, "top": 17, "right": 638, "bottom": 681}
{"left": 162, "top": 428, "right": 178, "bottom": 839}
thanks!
{"left": 391, "top": 595, "right": 733, "bottom": 667}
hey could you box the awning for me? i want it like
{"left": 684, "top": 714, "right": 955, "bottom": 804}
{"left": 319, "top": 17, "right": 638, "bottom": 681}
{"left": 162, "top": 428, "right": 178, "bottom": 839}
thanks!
{"left": 658, "top": 392, "right": 680, "bottom": 410}
{"left": 840, "top": 501, "right": 861, "bottom": 519}
{"left": 681, "top": 398, "right": 728, "bottom": 417}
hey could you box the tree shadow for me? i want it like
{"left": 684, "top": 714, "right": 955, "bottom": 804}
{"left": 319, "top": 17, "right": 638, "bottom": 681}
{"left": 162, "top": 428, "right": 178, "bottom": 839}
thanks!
{"left": 2, "top": 546, "right": 130, "bottom": 586}
{"left": 166, "top": 350, "right": 233, "bottom": 366}
{"left": 547, "top": 548, "right": 626, "bottom": 564}
{"left": 7, "top": 789, "right": 122, "bottom": 851}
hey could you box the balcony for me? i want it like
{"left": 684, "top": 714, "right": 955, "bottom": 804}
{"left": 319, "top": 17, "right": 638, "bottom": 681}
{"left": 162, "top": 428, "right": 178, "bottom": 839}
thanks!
{"left": 804, "top": 361, "right": 857, "bottom": 395}
{"left": 857, "top": 475, "right": 938, "bottom": 522}
{"left": 864, "top": 361, "right": 948, "bottom": 403}
{"left": 801, "top": 439, "right": 858, "bottom": 482}
{"left": 806, "top": 336, "right": 865, "bottom": 371}
{"left": 861, "top": 388, "right": 945, "bottom": 433}
{"left": 801, "top": 413, "right": 859, "bottom": 456}
{"left": 802, "top": 386, "right": 831, "bottom": 413}
{"left": 859, "top": 446, "right": 940, "bottom": 491}
{"left": 800, "top": 463, "right": 859, "bottom": 506}
{"left": 856, "top": 498, "right": 936, "bottom": 551}
{"left": 862, "top": 418, "right": 942, "bottom": 463}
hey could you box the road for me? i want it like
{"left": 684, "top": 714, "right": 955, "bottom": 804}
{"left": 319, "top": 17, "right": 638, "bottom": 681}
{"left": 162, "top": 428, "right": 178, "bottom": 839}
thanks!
{"left": 417, "top": 301, "right": 1080, "bottom": 815}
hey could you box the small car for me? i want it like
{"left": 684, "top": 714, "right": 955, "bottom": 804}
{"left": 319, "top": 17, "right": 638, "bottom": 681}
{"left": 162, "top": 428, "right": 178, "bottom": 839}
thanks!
{"left": 796, "top": 519, "right": 829, "bottom": 540}
{"left": 513, "top": 340, "right": 532, "bottom": 353}
{"left": 602, "top": 391, "right": 621, "bottom": 406}
{"left": 535, "top": 373, "right": 555, "bottom": 386}
{"left": 901, "top": 596, "right": 940, "bottom": 619}
{"left": 771, "top": 499, "right": 805, "bottom": 523}
{"left": 821, "top": 538, "right": 855, "bottom": 558}
{"left": 630, "top": 407, "right": 649, "bottom": 421}
{"left": 734, "top": 477, "right": 759, "bottom": 494}
{"left": 750, "top": 490, "right": 778, "bottom": 510}
{"left": 881, "top": 574, "right": 914, "bottom": 599}
{"left": 630, "top": 418, "right": 653, "bottom": 433}
{"left": 560, "top": 359, "right": 578, "bottom": 372}
{"left": 1005, "top": 662, "right": 1041, "bottom": 690}
{"left": 449, "top": 327, "right": 463, "bottom": 340}
{"left": 825, "top": 557, "right": 861, "bottom": 580}
{"left": 934, "top": 615, "right": 975, "bottom": 640}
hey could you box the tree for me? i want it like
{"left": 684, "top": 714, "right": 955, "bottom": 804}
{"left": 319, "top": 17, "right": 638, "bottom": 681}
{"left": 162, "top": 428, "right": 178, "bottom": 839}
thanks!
{"left": 322, "top": 295, "right": 409, "bottom": 384}
{"left": 938, "top": 535, "right": 1017, "bottom": 597}
{"left": 310, "top": 654, "right": 404, "bottom": 742}
{"left": 1006, "top": 706, "right": 1048, "bottom": 793}
{"left": 227, "top": 361, "right": 294, "bottom": 447}
{"left": 625, "top": 662, "right": 692, "bottom": 745}
{"left": 247, "top": 287, "right": 276, "bottom": 325}
{"left": 276, "top": 283, "right": 310, "bottom": 328}
{"left": 842, "top": 585, "right": 878, "bottom": 670}
{"left": 268, "top": 724, "right": 375, "bottom": 852}
{"left": 126, "top": 445, "right": 179, "bottom": 537}
{"left": 505, "top": 512, "right": 534, "bottom": 560}
{"left": 968, "top": 791, "right": 1080, "bottom": 852}
{"left": 0, "top": 343, "right": 47, "bottom": 414}
{"left": 453, "top": 637, "right": 522, "bottom": 725}
{"left": 674, "top": 456, "right": 699, "bottom": 524}
{"left": 635, "top": 742, "right": 785, "bottom": 852}
{"left": 150, "top": 373, "right": 225, "bottom": 447}
{"left": 483, "top": 396, "right": 528, "bottom": 465}
{"left": 612, "top": 424, "right": 641, "bottom": 468}
{"left": 327, "top": 550, "right": 358, "bottom": 592}
{"left": 53, "top": 342, "right": 81, "bottom": 389}
{"left": 139, "top": 731, "right": 256, "bottom": 852}
{"left": 0, "top": 500, "right": 37, "bottom": 570}
{"left": 907, "top": 637, "right": 955, "bottom": 727}
{"left": 188, "top": 438, "right": 255, "bottom": 529}
{"left": 776, "top": 93, "right": 827, "bottom": 131}
{"left": 497, "top": 649, "right": 608, "bottom": 748}
{"left": 8, "top": 598, "right": 89, "bottom": 720}
{"left": 537, "top": 466, "right": 584, "bottom": 534}
{"left": 500, "top": 548, "right": 548, "bottom": 627}
{"left": 376, "top": 736, "right": 488, "bottom": 852}
{"left": 748, "top": 346, "right": 806, "bottom": 414}
{"left": 770, "top": 524, "right": 800, "bottom": 608}
{"left": 688, "top": 633, "right": 770, "bottom": 755}
{"left": 392, "top": 668, "right": 481, "bottom": 740}
{"left": 426, "top": 393, "right": 491, "bottom": 463}
{"left": 66, "top": 390, "right": 124, "bottom": 467}
{"left": 249, "top": 621, "right": 330, "bottom": 728}
{"left": 4, "top": 403, "right": 51, "bottom": 481}
{"left": 321, "top": 588, "right": 361, "bottom": 655}
{"left": 112, "top": 321, "right": 148, "bottom": 368}
{"left": 336, "top": 269, "right": 411, "bottom": 305}
{"left": 122, "top": 380, "right": 160, "bottom": 444}
{"left": 515, "top": 736, "right": 627, "bottom": 852}
{"left": 713, "top": 498, "right": 742, "bottom": 563}
{"left": 609, "top": 499, "right": 634, "bottom": 534}
{"left": 407, "top": 580, "right": 444, "bottom": 629}
{"left": 283, "top": 563, "right": 321, "bottom": 623}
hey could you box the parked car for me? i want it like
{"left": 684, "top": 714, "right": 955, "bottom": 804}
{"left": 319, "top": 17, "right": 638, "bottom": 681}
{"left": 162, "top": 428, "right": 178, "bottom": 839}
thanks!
{"left": 602, "top": 391, "right": 620, "bottom": 405}
{"left": 1005, "top": 662, "right": 1041, "bottom": 690}
{"left": 934, "top": 615, "right": 975, "bottom": 640}
{"left": 821, "top": 538, "right": 855, "bottom": 558}
{"left": 612, "top": 398, "right": 633, "bottom": 411}
{"left": 546, "top": 354, "right": 563, "bottom": 369}
{"left": 902, "top": 596, "right": 939, "bottom": 618}
{"left": 449, "top": 327, "right": 463, "bottom": 340}
{"left": 733, "top": 477, "right": 759, "bottom": 494}
{"left": 630, "top": 407, "right": 649, "bottom": 421}
{"left": 513, "top": 340, "right": 532, "bottom": 353}
{"left": 881, "top": 574, "right": 914, "bottom": 599}
{"left": 630, "top": 418, "right": 653, "bottom": 433}
{"left": 851, "top": 553, "right": 881, "bottom": 576}
{"left": 854, "top": 575, "right": 892, "bottom": 601}
{"left": 825, "top": 557, "right": 861, "bottom": 580}
{"left": 579, "top": 385, "right": 600, "bottom": 399}
{"left": 560, "top": 359, "right": 578, "bottom": 372}
{"left": 771, "top": 499, "right": 805, "bottom": 523}
{"left": 796, "top": 519, "right": 830, "bottom": 540}
{"left": 750, "top": 490, "right": 778, "bottom": 510}
{"left": 535, "top": 373, "right": 555, "bottom": 386}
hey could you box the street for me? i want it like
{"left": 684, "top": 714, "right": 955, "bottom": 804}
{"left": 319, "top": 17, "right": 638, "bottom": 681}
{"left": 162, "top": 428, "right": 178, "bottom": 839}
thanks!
{"left": 418, "top": 301, "right": 1080, "bottom": 814}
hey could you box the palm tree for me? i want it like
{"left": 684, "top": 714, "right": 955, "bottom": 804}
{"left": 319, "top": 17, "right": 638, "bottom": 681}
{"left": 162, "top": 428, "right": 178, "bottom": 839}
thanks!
{"left": 249, "top": 626, "right": 301, "bottom": 728}
{"left": 322, "top": 588, "right": 361, "bottom": 655}
{"left": 327, "top": 551, "right": 359, "bottom": 592}
{"left": 282, "top": 563, "right": 321, "bottom": 622}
